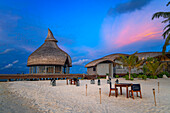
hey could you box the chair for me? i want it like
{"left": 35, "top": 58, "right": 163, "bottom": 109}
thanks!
{"left": 109, "top": 82, "right": 118, "bottom": 97}
{"left": 73, "top": 78, "right": 77, "bottom": 85}
{"left": 129, "top": 84, "right": 142, "bottom": 99}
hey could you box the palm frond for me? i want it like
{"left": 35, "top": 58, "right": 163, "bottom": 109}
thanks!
{"left": 156, "top": 62, "right": 167, "bottom": 74}
{"left": 163, "top": 24, "right": 170, "bottom": 31}
{"left": 162, "top": 34, "right": 170, "bottom": 55}
{"left": 152, "top": 12, "right": 170, "bottom": 20}
{"left": 162, "top": 18, "right": 170, "bottom": 23}
{"left": 119, "top": 55, "right": 128, "bottom": 66}
{"left": 166, "top": 1, "right": 170, "bottom": 6}
{"left": 146, "top": 62, "right": 154, "bottom": 74}
{"left": 162, "top": 27, "right": 170, "bottom": 39}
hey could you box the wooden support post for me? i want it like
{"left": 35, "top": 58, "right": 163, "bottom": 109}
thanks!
{"left": 86, "top": 84, "right": 87, "bottom": 96}
{"left": 153, "top": 88, "right": 156, "bottom": 106}
{"left": 158, "top": 82, "right": 159, "bottom": 93}
{"left": 99, "top": 88, "right": 101, "bottom": 104}
{"left": 66, "top": 79, "right": 68, "bottom": 85}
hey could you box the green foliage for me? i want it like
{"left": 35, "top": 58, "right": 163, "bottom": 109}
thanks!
{"left": 137, "top": 74, "right": 142, "bottom": 79}
{"left": 153, "top": 76, "right": 158, "bottom": 79}
{"left": 132, "top": 73, "right": 138, "bottom": 78}
{"left": 130, "top": 77, "right": 134, "bottom": 81}
{"left": 152, "top": 2, "right": 170, "bottom": 54}
{"left": 124, "top": 75, "right": 133, "bottom": 80}
{"left": 142, "top": 64, "right": 149, "bottom": 75}
{"left": 148, "top": 75, "right": 158, "bottom": 79}
{"left": 158, "top": 71, "right": 170, "bottom": 78}
{"left": 124, "top": 75, "right": 129, "bottom": 80}
{"left": 115, "top": 75, "right": 119, "bottom": 78}
{"left": 142, "top": 75, "right": 147, "bottom": 80}
{"left": 137, "top": 74, "right": 147, "bottom": 80}
{"left": 118, "top": 52, "right": 143, "bottom": 79}
{"left": 123, "top": 75, "right": 128, "bottom": 78}
{"left": 97, "top": 76, "right": 101, "bottom": 79}
{"left": 145, "top": 59, "right": 167, "bottom": 78}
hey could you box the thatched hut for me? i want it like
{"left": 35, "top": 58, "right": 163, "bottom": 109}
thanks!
{"left": 27, "top": 28, "right": 72, "bottom": 74}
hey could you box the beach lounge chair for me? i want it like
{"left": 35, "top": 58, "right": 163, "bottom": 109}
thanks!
{"left": 129, "top": 84, "right": 142, "bottom": 99}
{"left": 109, "top": 82, "right": 118, "bottom": 97}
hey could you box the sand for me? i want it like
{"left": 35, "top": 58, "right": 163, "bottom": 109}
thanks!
{"left": 0, "top": 78, "right": 170, "bottom": 113}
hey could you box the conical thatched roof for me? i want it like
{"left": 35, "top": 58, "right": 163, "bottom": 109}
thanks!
{"left": 27, "top": 28, "right": 72, "bottom": 67}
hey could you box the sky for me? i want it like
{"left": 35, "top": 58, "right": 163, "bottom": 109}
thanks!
{"left": 0, "top": 0, "right": 169, "bottom": 74}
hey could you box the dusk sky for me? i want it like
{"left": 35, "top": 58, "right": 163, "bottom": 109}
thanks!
{"left": 0, "top": 0, "right": 169, "bottom": 74}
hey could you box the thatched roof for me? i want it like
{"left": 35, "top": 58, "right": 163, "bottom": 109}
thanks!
{"left": 85, "top": 54, "right": 128, "bottom": 67}
{"left": 27, "top": 28, "right": 72, "bottom": 67}
{"left": 135, "top": 52, "right": 163, "bottom": 59}
{"left": 85, "top": 52, "right": 170, "bottom": 67}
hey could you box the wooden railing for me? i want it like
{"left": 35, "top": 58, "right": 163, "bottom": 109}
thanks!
{"left": 0, "top": 74, "right": 103, "bottom": 80}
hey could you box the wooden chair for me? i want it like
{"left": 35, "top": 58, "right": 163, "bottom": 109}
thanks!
{"left": 109, "top": 82, "right": 118, "bottom": 97}
{"left": 129, "top": 84, "right": 142, "bottom": 99}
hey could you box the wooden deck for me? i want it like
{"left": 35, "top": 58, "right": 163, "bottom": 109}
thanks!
{"left": 0, "top": 74, "right": 101, "bottom": 80}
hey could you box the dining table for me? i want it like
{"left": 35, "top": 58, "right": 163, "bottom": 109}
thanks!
{"left": 115, "top": 83, "right": 133, "bottom": 98}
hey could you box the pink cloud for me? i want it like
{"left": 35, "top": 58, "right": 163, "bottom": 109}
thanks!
{"left": 101, "top": 0, "right": 166, "bottom": 49}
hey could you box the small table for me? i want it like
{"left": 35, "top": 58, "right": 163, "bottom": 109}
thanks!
{"left": 115, "top": 83, "right": 132, "bottom": 98}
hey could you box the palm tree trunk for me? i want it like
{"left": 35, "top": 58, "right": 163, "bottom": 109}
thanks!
{"left": 129, "top": 67, "right": 131, "bottom": 79}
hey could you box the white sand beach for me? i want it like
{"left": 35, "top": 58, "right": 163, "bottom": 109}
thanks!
{"left": 1, "top": 78, "right": 170, "bottom": 113}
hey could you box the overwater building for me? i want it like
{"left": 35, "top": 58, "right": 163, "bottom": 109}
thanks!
{"left": 27, "top": 29, "right": 72, "bottom": 74}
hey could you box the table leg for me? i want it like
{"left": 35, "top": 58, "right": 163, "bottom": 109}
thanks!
{"left": 120, "top": 87, "right": 122, "bottom": 95}
{"left": 115, "top": 85, "right": 117, "bottom": 97}
{"left": 70, "top": 79, "right": 72, "bottom": 84}
{"left": 126, "top": 86, "right": 128, "bottom": 98}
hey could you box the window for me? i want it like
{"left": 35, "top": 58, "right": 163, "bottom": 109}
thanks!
{"left": 93, "top": 67, "right": 96, "bottom": 71}
{"left": 38, "top": 66, "right": 45, "bottom": 73}
{"left": 46, "top": 66, "right": 54, "bottom": 73}
{"left": 33, "top": 66, "right": 37, "bottom": 73}
{"left": 55, "top": 66, "right": 61, "bottom": 73}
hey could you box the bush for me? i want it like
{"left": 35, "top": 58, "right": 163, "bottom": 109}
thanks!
{"left": 130, "top": 77, "right": 134, "bottom": 81}
{"left": 132, "top": 73, "right": 138, "bottom": 78}
{"left": 123, "top": 75, "right": 128, "bottom": 78}
{"left": 115, "top": 75, "right": 119, "bottom": 78}
{"left": 148, "top": 75, "right": 158, "bottom": 79}
{"left": 123, "top": 75, "right": 133, "bottom": 80}
{"left": 142, "top": 75, "right": 147, "bottom": 80}
{"left": 97, "top": 76, "right": 101, "bottom": 79}
{"left": 137, "top": 74, "right": 142, "bottom": 79}
{"left": 124, "top": 75, "right": 129, "bottom": 80}
{"left": 153, "top": 76, "right": 158, "bottom": 79}
{"left": 158, "top": 71, "right": 170, "bottom": 78}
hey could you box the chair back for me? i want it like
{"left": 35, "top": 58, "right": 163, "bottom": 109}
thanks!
{"left": 131, "top": 84, "right": 140, "bottom": 91}
{"left": 110, "top": 82, "right": 112, "bottom": 89}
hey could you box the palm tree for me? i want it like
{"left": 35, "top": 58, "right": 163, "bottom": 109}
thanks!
{"left": 118, "top": 52, "right": 143, "bottom": 79}
{"left": 145, "top": 58, "right": 167, "bottom": 78}
{"left": 152, "top": 2, "right": 170, "bottom": 55}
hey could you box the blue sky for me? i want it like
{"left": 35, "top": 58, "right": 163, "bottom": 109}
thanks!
{"left": 0, "top": 0, "right": 169, "bottom": 74}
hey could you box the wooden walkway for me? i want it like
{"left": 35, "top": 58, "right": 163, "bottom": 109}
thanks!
{"left": 0, "top": 74, "right": 100, "bottom": 80}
